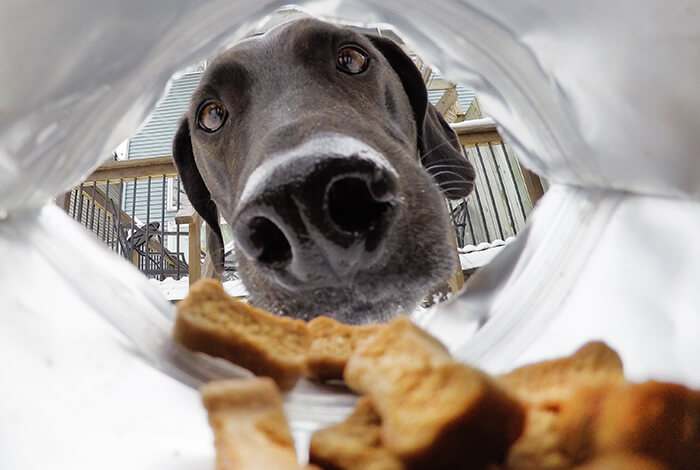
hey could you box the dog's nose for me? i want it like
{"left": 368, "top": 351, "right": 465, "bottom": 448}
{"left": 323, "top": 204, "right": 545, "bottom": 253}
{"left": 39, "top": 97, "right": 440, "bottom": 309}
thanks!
{"left": 232, "top": 145, "right": 400, "bottom": 290}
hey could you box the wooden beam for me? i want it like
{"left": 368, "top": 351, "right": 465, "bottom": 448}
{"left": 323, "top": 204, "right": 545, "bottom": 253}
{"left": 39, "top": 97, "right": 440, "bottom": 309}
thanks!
{"left": 175, "top": 204, "right": 197, "bottom": 225}
{"left": 521, "top": 168, "right": 545, "bottom": 205}
{"left": 78, "top": 183, "right": 134, "bottom": 227}
{"left": 451, "top": 118, "right": 502, "bottom": 146}
{"left": 435, "top": 87, "right": 459, "bottom": 116}
{"left": 421, "top": 65, "right": 433, "bottom": 85}
{"left": 176, "top": 203, "right": 205, "bottom": 284}
{"left": 406, "top": 49, "right": 432, "bottom": 85}
{"left": 457, "top": 131, "right": 502, "bottom": 147}
{"left": 86, "top": 156, "right": 177, "bottom": 182}
{"left": 187, "top": 214, "right": 202, "bottom": 285}
{"left": 55, "top": 191, "right": 72, "bottom": 213}
{"left": 177, "top": 204, "right": 219, "bottom": 281}
{"left": 427, "top": 77, "right": 454, "bottom": 90}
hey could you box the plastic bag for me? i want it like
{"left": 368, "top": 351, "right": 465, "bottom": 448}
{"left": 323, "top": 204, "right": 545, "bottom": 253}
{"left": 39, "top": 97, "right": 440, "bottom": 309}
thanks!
{"left": 2, "top": 1, "right": 699, "bottom": 468}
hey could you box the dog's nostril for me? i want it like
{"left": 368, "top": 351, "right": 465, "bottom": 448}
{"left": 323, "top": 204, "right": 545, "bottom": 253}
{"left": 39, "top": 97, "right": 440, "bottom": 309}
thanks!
{"left": 248, "top": 216, "right": 292, "bottom": 265}
{"left": 369, "top": 166, "right": 396, "bottom": 202}
{"left": 326, "top": 176, "right": 392, "bottom": 235}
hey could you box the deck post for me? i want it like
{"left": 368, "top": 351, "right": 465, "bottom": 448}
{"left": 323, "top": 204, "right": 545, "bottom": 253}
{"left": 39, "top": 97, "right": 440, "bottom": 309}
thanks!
{"left": 176, "top": 206, "right": 202, "bottom": 286}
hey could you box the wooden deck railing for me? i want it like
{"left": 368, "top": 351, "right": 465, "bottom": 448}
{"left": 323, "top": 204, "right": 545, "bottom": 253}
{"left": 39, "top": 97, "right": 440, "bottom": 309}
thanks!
{"left": 61, "top": 156, "right": 206, "bottom": 286}
{"left": 452, "top": 118, "right": 544, "bottom": 208}
{"left": 64, "top": 119, "right": 544, "bottom": 288}
{"left": 449, "top": 118, "right": 544, "bottom": 247}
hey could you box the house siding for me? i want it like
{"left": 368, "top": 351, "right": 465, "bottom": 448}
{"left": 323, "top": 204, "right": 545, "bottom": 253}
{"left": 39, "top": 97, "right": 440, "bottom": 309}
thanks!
{"left": 127, "top": 72, "right": 202, "bottom": 160}
{"left": 123, "top": 72, "right": 202, "bottom": 241}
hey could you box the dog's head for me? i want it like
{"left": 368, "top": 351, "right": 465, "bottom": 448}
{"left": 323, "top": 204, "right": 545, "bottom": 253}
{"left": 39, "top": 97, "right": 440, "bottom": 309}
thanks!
{"left": 173, "top": 18, "right": 474, "bottom": 323}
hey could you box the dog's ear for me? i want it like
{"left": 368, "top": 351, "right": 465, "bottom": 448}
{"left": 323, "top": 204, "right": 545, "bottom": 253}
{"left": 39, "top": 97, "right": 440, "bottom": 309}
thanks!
{"left": 367, "top": 35, "right": 475, "bottom": 199}
{"left": 172, "top": 117, "right": 224, "bottom": 257}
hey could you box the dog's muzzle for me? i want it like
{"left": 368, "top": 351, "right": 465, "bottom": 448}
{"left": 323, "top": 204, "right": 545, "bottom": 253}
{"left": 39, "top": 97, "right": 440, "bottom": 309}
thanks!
{"left": 232, "top": 133, "right": 402, "bottom": 290}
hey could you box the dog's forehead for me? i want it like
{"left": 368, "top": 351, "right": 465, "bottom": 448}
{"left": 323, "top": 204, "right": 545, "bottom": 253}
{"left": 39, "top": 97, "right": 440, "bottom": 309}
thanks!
{"left": 263, "top": 17, "right": 362, "bottom": 46}
{"left": 207, "top": 18, "right": 368, "bottom": 71}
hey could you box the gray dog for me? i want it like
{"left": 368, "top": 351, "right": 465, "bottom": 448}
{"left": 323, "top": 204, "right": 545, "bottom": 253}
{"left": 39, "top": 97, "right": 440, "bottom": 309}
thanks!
{"left": 173, "top": 18, "right": 475, "bottom": 323}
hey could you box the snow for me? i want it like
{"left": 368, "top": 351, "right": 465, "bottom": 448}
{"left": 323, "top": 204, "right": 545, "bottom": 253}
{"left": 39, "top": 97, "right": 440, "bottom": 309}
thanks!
{"left": 148, "top": 239, "right": 511, "bottom": 301}
{"left": 149, "top": 276, "right": 248, "bottom": 301}
{"left": 458, "top": 237, "right": 514, "bottom": 270}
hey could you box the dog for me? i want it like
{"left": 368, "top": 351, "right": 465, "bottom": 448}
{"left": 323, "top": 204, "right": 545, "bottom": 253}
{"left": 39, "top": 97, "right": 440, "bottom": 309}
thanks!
{"left": 173, "top": 17, "right": 475, "bottom": 324}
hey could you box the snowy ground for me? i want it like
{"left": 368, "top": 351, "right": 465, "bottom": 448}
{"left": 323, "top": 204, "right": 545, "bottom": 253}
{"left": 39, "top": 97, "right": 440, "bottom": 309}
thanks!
{"left": 149, "top": 276, "right": 248, "bottom": 301}
{"left": 149, "top": 239, "right": 513, "bottom": 301}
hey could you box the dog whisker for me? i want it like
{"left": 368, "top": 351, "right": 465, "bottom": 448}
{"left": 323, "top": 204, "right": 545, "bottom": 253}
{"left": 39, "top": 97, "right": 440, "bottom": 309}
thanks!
{"left": 419, "top": 141, "right": 455, "bottom": 163}
{"left": 427, "top": 170, "right": 470, "bottom": 180}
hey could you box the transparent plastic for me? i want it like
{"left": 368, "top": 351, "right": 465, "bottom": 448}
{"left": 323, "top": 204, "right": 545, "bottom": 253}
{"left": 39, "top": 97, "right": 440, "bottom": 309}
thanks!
{"left": 2, "top": 1, "right": 699, "bottom": 468}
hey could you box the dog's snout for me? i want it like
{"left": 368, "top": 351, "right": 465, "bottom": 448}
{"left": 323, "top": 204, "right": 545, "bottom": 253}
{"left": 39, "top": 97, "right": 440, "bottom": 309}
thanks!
{"left": 232, "top": 136, "right": 401, "bottom": 290}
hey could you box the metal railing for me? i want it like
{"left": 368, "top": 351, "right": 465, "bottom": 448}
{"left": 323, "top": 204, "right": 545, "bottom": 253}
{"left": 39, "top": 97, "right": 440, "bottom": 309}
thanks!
{"left": 59, "top": 157, "right": 198, "bottom": 283}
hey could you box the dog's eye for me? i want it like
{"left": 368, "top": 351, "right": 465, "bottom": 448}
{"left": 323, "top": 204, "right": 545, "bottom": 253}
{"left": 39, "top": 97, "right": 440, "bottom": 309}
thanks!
{"left": 336, "top": 46, "right": 369, "bottom": 74}
{"left": 198, "top": 101, "right": 228, "bottom": 132}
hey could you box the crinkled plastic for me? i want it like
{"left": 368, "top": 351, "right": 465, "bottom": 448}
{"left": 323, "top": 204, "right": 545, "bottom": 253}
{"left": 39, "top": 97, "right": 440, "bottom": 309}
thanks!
{"left": 2, "top": 1, "right": 699, "bottom": 469}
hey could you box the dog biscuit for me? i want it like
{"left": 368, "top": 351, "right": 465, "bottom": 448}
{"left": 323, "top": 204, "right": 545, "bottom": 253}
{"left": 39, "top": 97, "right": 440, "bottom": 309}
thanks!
{"left": 502, "top": 342, "right": 627, "bottom": 470}
{"left": 344, "top": 316, "right": 525, "bottom": 469}
{"left": 309, "top": 396, "right": 404, "bottom": 470}
{"left": 305, "top": 316, "right": 382, "bottom": 382}
{"left": 201, "top": 377, "right": 320, "bottom": 470}
{"left": 174, "top": 279, "right": 310, "bottom": 391}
